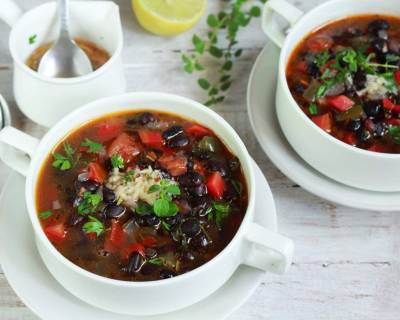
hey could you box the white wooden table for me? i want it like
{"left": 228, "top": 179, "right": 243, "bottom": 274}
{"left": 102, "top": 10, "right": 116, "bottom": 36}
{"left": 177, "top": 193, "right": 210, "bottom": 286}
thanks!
{"left": 0, "top": 0, "right": 399, "bottom": 319}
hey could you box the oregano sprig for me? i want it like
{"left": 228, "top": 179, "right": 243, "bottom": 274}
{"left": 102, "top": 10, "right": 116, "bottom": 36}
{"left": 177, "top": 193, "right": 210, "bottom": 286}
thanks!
{"left": 182, "top": 0, "right": 267, "bottom": 107}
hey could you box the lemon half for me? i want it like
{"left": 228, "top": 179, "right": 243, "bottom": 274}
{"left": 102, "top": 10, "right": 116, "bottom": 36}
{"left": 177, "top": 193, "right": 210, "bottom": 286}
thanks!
{"left": 132, "top": 0, "right": 207, "bottom": 36}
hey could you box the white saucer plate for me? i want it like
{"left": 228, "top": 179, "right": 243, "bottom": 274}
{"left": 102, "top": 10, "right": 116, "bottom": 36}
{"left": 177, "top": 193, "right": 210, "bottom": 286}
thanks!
{"left": 0, "top": 159, "right": 275, "bottom": 320}
{"left": 247, "top": 41, "right": 400, "bottom": 212}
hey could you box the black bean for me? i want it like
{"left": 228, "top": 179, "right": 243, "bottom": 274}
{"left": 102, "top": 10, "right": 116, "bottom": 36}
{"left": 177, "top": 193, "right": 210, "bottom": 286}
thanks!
{"left": 73, "top": 196, "right": 82, "bottom": 208}
{"left": 144, "top": 215, "right": 161, "bottom": 227}
{"left": 188, "top": 184, "right": 207, "bottom": 197}
{"left": 307, "top": 62, "right": 319, "bottom": 78}
{"left": 182, "top": 251, "right": 195, "bottom": 261}
{"left": 292, "top": 83, "right": 305, "bottom": 94}
{"left": 373, "top": 122, "right": 388, "bottom": 137}
{"left": 372, "top": 38, "right": 388, "bottom": 54}
{"left": 192, "top": 197, "right": 211, "bottom": 216}
{"left": 163, "top": 126, "right": 184, "bottom": 141}
{"left": 353, "top": 70, "right": 366, "bottom": 91}
{"left": 126, "top": 252, "right": 145, "bottom": 274}
{"left": 160, "top": 270, "right": 176, "bottom": 279}
{"left": 192, "top": 234, "right": 209, "bottom": 248}
{"left": 368, "top": 19, "right": 390, "bottom": 34}
{"left": 187, "top": 158, "right": 194, "bottom": 171}
{"left": 357, "top": 129, "right": 372, "bottom": 142}
{"left": 181, "top": 219, "right": 201, "bottom": 238}
{"left": 104, "top": 204, "right": 126, "bottom": 219}
{"left": 207, "top": 160, "right": 228, "bottom": 177}
{"left": 178, "top": 172, "right": 204, "bottom": 187}
{"left": 102, "top": 187, "right": 116, "bottom": 204}
{"left": 80, "top": 180, "right": 99, "bottom": 192}
{"left": 139, "top": 112, "right": 155, "bottom": 125}
{"left": 348, "top": 119, "right": 362, "bottom": 132}
{"left": 104, "top": 158, "right": 113, "bottom": 171}
{"left": 167, "top": 134, "right": 189, "bottom": 148}
{"left": 68, "top": 214, "right": 85, "bottom": 226}
{"left": 228, "top": 157, "right": 240, "bottom": 171}
{"left": 364, "top": 100, "right": 383, "bottom": 119}
{"left": 377, "top": 29, "right": 389, "bottom": 41}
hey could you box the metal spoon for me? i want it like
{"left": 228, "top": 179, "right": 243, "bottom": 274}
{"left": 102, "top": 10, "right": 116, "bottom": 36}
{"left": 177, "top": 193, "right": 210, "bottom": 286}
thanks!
{"left": 38, "top": 0, "right": 93, "bottom": 78}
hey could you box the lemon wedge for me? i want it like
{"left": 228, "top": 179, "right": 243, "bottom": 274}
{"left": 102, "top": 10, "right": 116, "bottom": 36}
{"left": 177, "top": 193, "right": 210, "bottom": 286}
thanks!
{"left": 132, "top": 0, "right": 207, "bottom": 36}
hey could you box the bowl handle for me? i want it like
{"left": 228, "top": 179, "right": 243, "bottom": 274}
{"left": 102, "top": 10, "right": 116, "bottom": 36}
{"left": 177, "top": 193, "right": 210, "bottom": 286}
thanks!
{"left": 0, "top": 0, "right": 23, "bottom": 27}
{"left": 261, "top": 0, "right": 304, "bottom": 48}
{"left": 0, "top": 127, "right": 39, "bottom": 176}
{"left": 243, "top": 222, "right": 294, "bottom": 274}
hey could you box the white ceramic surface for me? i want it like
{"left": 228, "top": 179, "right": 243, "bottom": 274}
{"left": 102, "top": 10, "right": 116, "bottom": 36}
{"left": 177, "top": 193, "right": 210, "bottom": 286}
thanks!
{"left": 262, "top": 0, "right": 400, "bottom": 192}
{"left": 0, "top": 0, "right": 126, "bottom": 127}
{"left": 0, "top": 160, "right": 275, "bottom": 320}
{"left": 0, "top": 92, "right": 293, "bottom": 315}
{"left": 247, "top": 41, "right": 400, "bottom": 211}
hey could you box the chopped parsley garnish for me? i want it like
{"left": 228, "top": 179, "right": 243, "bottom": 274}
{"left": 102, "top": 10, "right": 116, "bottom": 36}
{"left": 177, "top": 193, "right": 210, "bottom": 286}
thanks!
{"left": 80, "top": 138, "right": 104, "bottom": 153}
{"left": 111, "top": 154, "right": 124, "bottom": 169}
{"left": 388, "top": 126, "right": 400, "bottom": 144}
{"left": 28, "top": 34, "right": 37, "bottom": 45}
{"left": 78, "top": 192, "right": 102, "bottom": 215}
{"left": 309, "top": 103, "right": 318, "bottom": 115}
{"left": 82, "top": 215, "right": 104, "bottom": 236}
{"left": 148, "top": 258, "right": 164, "bottom": 266}
{"left": 52, "top": 141, "right": 79, "bottom": 171}
{"left": 136, "top": 202, "right": 153, "bottom": 215}
{"left": 207, "top": 202, "right": 230, "bottom": 228}
{"left": 149, "top": 180, "right": 180, "bottom": 217}
{"left": 39, "top": 210, "right": 52, "bottom": 219}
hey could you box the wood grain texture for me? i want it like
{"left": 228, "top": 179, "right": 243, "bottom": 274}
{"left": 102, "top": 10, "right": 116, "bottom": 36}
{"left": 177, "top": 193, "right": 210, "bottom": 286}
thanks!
{"left": 0, "top": 0, "right": 399, "bottom": 319}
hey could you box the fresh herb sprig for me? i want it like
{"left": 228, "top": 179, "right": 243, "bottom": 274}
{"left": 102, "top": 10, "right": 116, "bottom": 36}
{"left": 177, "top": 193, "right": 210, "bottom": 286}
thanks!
{"left": 80, "top": 138, "right": 104, "bottom": 153}
{"left": 52, "top": 142, "right": 80, "bottom": 171}
{"left": 182, "top": 0, "right": 266, "bottom": 107}
{"left": 82, "top": 215, "right": 105, "bottom": 236}
{"left": 207, "top": 201, "right": 231, "bottom": 228}
{"left": 111, "top": 154, "right": 124, "bottom": 169}
{"left": 148, "top": 180, "right": 181, "bottom": 217}
{"left": 78, "top": 192, "right": 102, "bottom": 215}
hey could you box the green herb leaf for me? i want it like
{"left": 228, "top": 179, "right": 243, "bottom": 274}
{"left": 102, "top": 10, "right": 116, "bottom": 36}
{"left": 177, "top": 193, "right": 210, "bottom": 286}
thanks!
{"left": 28, "top": 34, "right": 37, "bottom": 45}
{"left": 165, "top": 184, "right": 180, "bottom": 196}
{"left": 136, "top": 202, "right": 153, "bottom": 215}
{"left": 193, "top": 34, "right": 205, "bottom": 54}
{"left": 148, "top": 184, "right": 161, "bottom": 193}
{"left": 78, "top": 192, "right": 102, "bottom": 215}
{"left": 111, "top": 154, "right": 124, "bottom": 169}
{"left": 153, "top": 198, "right": 170, "bottom": 217}
{"left": 389, "top": 126, "right": 400, "bottom": 144}
{"left": 52, "top": 141, "right": 77, "bottom": 171}
{"left": 148, "top": 258, "right": 164, "bottom": 266}
{"left": 80, "top": 138, "right": 104, "bottom": 153}
{"left": 124, "top": 169, "right": 136, "bottom": 182}
{"left": 249, "top": 6, "right": 261, "bottom": 17}
{"left": 309, "top": 103, "right": 318, "bottom": 115}
{"left": 209, "top": 46, "right": 223, "bottom": 58}
{"left": 82, "top": 215, "right": 104, "bottom": 236}
{"left": 39, "top": 210, "right": 52, "bottom": 219}
{"left": 198, "top": 78, "right": 211, "bottom": 90}
{"left": 207, "top": 14, "right": 219, "bottom": 27}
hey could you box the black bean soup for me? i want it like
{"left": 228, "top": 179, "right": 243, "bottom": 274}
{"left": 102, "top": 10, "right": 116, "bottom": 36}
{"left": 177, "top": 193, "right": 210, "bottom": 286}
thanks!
{"left": 36, "top": 111, "right": 247, "bottom": 281}
{"left": 287, "top": 15, "right": 400, "bottom": 153}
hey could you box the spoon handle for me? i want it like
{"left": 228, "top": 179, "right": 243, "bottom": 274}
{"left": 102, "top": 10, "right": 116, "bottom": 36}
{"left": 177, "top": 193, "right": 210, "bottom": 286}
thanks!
{"left": 58, "top": 0, "right": 69, "bottom": 37}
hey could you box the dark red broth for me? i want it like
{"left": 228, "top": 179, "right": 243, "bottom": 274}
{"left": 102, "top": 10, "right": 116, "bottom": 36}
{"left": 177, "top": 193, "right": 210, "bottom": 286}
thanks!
{"left": 36, "top": 111, "right": 247, "bottom": 281}
{"left": 287, "top": 15, "right": 400, "bottom": 153}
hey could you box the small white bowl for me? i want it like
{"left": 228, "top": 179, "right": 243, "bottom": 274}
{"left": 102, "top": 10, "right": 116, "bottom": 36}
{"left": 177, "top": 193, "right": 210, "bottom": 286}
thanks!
{"left": 0, "top": 92, "right": 293, "bottom": 315}
{"left": 262, "top": 0, "right": 400, "bottom": 192}
{"left": 0, "top": 0, "right": 126, "bottom": 127}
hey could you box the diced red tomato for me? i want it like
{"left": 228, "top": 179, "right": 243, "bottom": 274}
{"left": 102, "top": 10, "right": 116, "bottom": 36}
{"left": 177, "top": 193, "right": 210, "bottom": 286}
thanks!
{"left": 142, "top": 236, "right": 157, "bottom": 247}
{"left": 383, "top": 98, "right": 396, "bottom": 111}
{"left": 343, "top": 133, "right": 357, "bottom": 146}
{"left": 107, "top": 133, "right": 142, "bottom": 163}
{"left": 395, "top": 71, "right": 400, "bottom": 85}
{"left": 206, "top": 171, "right": 226, "bottom": 199}
{"left": 312, "top": 113, "right": 332, "bottom": 133}
{"left": 326, "top": 95, "right": 355, "bottom": 112}
{"left": 138, "top": 130, "right": 164, "bottom": 148}
{"left": 158, "top": 154, "right": 187, "bottom": 176}
{"left": 307, "top": 35, "right": 334, "bottom": 53}
{"left": 87, "top": 162, "right": 107, "bottom": 184}
{"left": 104, "top": 220, "right": 125, "bottom": 252}
{"left": 98, "top": 123, "right": 122, "bottom": 141}
{"left": 186, "top": 125, "right": 212, "bottom": 138}
{"left": 122, "top": 243, "right": 145, "bottom": 260}
{"left": 44, "top": 223, "right": 66, "bottom": 243}
{"left": 388, "top": 118, "right": 400, "bottom": 126}
{"left": 86, "top": 232, "right": 97, "bottom": 241}
{"left": 368, "top": 144, "right": 388, "bottom": 153}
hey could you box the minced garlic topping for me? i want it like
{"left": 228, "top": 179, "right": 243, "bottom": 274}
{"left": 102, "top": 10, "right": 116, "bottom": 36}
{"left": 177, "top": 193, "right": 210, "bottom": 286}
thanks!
{"left": 106, "top": 166, "right": 165, "bottom": 209}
